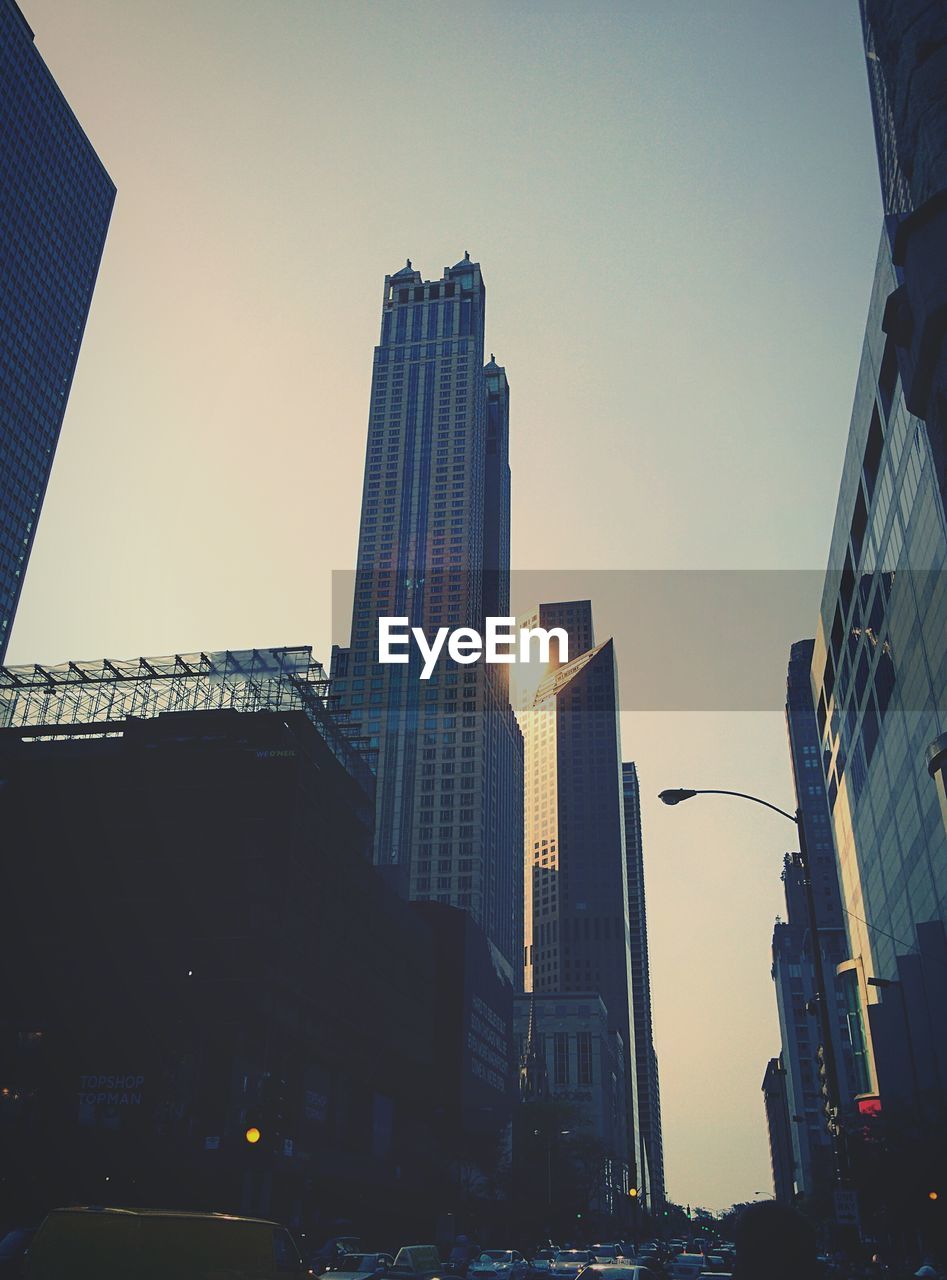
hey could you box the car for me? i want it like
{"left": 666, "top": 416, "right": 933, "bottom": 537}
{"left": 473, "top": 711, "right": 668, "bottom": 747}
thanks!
{"left": 22, "top": 1206, "right": 310, "bottom": 1278}
{"left": 669, "top": 1255, "right": 707, "bottom": 1280}
{"left": 468, "top": 1253, "right": 528, "bottom": 1280}
{"left": 530, "top": 1251, "right": 557, "bottom": 1275}
{"left": 589, "top": 1248, "right": 623, "bottom": 1263}
{"left": 550, "top": 1253, "right": 594, "bottom": 1279}
{"left": 702, "top": 1259, "right": 727, "bottom": 1273}
{"left": 331, "top": 1254, "right": 396, "bottom": 1280}
{"left": 317, "top": 1239, "right": 367, "bottom": 1273}
{"left": 0, "top": 1228, "right": 36, "bottom": 1276}
{"left": 386, "top": 1245, "right": 443, "bottom": 1280}
{"left": 577, "top": 1267, "right": 654, "bottom": 1280}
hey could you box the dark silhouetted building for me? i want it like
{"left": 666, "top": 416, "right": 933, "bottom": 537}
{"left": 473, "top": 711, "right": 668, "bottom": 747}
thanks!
{"left": 0, "top": 0, "right": 115, "bottom": 659}
{"left": 0, "top": 648, "right": 477, "bottom": 1236}
{"left": 762, "top": 1056, "right": 796, "bottom": 1205}
{"left": 513, "top": 992, "right": 628, "bottom": 1222}
{"left": 622, "top": 762, "right": 665, "bottom": 1211}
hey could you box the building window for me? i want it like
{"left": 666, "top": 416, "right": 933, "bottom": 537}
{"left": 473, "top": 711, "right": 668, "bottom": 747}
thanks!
{"left": 577, "top": 1032, "right": 593, "bottom": 1085}
{"left": 555, "top": 1032, "right": 569, "bottom": 1085}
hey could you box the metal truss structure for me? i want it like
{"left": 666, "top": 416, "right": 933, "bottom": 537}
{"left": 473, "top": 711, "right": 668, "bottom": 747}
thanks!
{"left": 0, "top": 645, "right": 374, "bottom": 789}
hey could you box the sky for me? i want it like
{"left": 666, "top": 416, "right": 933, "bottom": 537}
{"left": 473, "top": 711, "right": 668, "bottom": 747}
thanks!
{"left": 9, "top": 0, "right": 885, "bottom": 1212}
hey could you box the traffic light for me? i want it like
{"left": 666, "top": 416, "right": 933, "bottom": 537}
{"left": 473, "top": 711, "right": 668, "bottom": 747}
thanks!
{"left": 929, "top": 1191, "right": 939, "bottom": 1202}
{"left": 629, "top": 1188, "right": 639, "bottom": 1199}
{"left": 245, "top": 1125, "right": 262, "bottom": 1145}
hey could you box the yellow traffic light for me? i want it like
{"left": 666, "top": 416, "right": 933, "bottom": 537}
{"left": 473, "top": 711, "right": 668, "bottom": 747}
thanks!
{"left": 245, "top": 1126, "right": 262, "bottom": 1145}
{"left": 629, "top": 1188, "right": 639, "bottom": 1198}
{"left": 929, "top": 1191, "right": 939, "bottom": 1202}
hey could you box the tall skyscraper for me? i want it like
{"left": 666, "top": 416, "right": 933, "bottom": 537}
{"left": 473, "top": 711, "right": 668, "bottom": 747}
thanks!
{"left": 622, "top": 762, "right": 665, "bottom": 1211}
{"left": 811, "top": 224, "right": 947, "bottom": 1117}
{"left": 0, "top": 0, "right": 115, "bottom": 661}
{"left": 331, "top": 256, "right": 523, "bottom": 974}
{"left": 515, "top": 600, "right": 638, "bottom": 1192}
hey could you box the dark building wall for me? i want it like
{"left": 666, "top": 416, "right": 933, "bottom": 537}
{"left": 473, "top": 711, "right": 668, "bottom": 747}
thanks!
{"left": 762, "top": 1056, "right": 796, "bottom": 1204}
{"left": 0, "top": 0, "right": 115, "bottom": 660}
{"left": 785, "top": 639, "right": 847, "bottom": 933}
{"left": 0, "top": 709, "right": 438, "bottom": 1230}
{"left": 410, "top": 900, "right": 515, "bottom": 1141}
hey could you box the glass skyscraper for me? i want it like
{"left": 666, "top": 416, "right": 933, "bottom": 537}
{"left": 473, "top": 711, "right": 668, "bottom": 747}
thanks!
{"left": 0, "top": 0, "right": 115, "bottom": 661}
{"left": 331, "top": 255, "right": 523, "bottom": 975}
{"left": 516, "top": 600, "right": 638, "bottom": 1194}
{"left": 811, "top": 226, "right": 947, "bottom": 1095}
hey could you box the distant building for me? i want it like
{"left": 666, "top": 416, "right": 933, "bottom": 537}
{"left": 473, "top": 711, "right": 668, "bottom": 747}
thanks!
{"left": 514, "top": 992, "right": 629, "bottom": 1218}
{"left": 762, "top": 1056, "right": 796, "bottom": 1205}
{"left": 0, "top": 0, "right": 115, "bottom": 660}
{"left": 622, "top": 762, "right": 665, "bottom": 1211}
{"left": 0, "top": 647, "right": 504, "bottom": 1234}
{"left": 331, "top": 256, "right": 522, "bottom": 975}
{"left": 515, "top": 601, "right": 638, "bottom": 1192}
{"left": 769, "top": 641, "right": 861, "bottom": 1199}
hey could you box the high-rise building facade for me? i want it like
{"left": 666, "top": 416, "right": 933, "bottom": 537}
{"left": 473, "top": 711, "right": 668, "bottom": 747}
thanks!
{"left": 331, "top": 256, "right": 523, "bottom": 974}
{"left": 856, "top": 3, "right": 947, "bottom": 533}
{"left": 811, "top": 225, "right": 947, "bottom": 1111}
{"left": 0, "top": 0, "right": 115, "bottom": 660}
{"left": 769, "top": 641, "right": 863, "bottom": 1198}
{"left": 622, "top": 762, "right": 665, "bottom": 1211}
{"left": 515, "top": 600, "right": 638, "bottom": 1189}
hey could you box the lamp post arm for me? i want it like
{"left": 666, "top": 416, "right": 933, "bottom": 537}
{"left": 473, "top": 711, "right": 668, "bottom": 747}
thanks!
{"left": 689, "top": 789, "right": 799, "bottom": 826}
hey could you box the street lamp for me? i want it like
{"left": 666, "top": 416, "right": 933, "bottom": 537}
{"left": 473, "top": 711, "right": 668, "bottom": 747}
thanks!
{"left": 658, "top": 787, "right": 847, "bottom": 1181}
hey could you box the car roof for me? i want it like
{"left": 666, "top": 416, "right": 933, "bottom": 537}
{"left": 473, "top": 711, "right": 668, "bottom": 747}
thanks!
{"left": 47, "top": 1207, "right": 281, "bottom": 1227}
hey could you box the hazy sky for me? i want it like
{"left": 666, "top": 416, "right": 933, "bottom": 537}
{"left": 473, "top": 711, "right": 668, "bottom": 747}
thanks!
{"left": 10, "top": 0, "right": 884, "bottom": 1212}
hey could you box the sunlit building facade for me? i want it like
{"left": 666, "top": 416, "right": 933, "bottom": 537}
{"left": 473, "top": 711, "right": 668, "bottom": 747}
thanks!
{"left": 0, "top": 0, "right": 115, "bottom": 660}
{"left": 516, "top": 600, "right": 638, "bottom": 1188}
